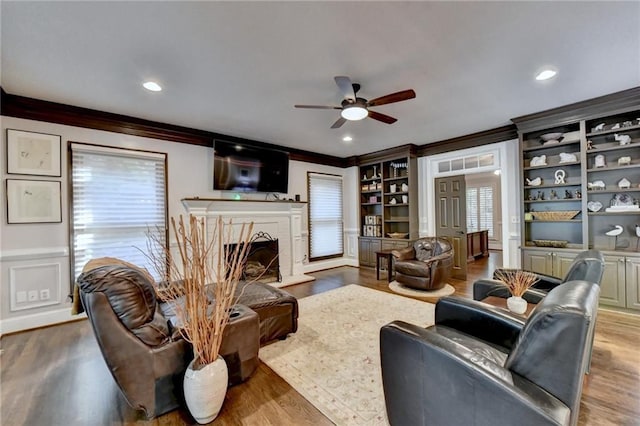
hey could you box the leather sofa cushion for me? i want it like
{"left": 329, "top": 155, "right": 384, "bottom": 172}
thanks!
{"left": 395, "top": 259, "right": 431, "bottom": 277}
{"left": 77, "top": 265, "right": 170, "bottom": 347}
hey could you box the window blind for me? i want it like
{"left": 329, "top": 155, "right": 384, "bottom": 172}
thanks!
{"left": 308, "top": 172, "right": 343, "bottom": 261}
{"left": 466, "top": 185, "right": 494, "bottom": 237}
{"left": 70, "top": 143, "right": 167, "bottom": 281}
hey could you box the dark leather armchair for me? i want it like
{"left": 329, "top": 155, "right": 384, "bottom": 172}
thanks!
{"left": 391, "top": 237, "right": 453, "bottom": 290}
{"left": 77, "top": 264, "right": 192, "bottom": 419}
{"left": 381, "top": 280, "right": 600, "bottom": 426}
{"left": 473, "top": 249, "right": 604, "bottom": 303}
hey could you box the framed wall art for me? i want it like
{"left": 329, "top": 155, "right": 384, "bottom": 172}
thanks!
{"left": 6, "top": 129, "right": 62, "bottom": 176}
{"left": 6, "top": 179, "right": 62, "bottom": 224}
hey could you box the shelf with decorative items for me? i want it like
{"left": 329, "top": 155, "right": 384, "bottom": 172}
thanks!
{"left": 357, "top": 149, "right": 419, "bottom": 268}
{"left": 515, "top": 98, "right": 640, "bottom": 312}
{"left": 520, "top": 123, "right": 585, "bottom": 253}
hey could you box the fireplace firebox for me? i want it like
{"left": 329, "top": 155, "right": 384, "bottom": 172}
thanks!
{"left": 228, "top": 231, "right": 281, "bottom": 283}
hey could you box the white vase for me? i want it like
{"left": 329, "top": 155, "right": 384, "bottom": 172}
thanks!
{"left": 183, "top": 356, "right": 228, "bottom": 424}
{"left": 507, "top": 296, "right": 527, "bottom": 314}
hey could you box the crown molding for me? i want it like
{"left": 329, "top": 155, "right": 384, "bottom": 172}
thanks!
{"left": 511, "top": 86, "right": 640, "bottom": 133}
{"left": 0, "top": 87, "right": 348, "bottom": 168}
{"left": 416, "top": 125, "right": 518, "bottom": 157}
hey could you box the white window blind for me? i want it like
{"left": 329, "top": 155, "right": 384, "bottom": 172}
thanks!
{"left": 466, "top": 185, "right": 494, "bottom": 237}
{"left": 70, "top": 143, "right": 167, "bottom": 281}
{"left": 466, "top": 188, "right": 478, "bottom": 231}
{"left": 308, "top": 172, "right": 343, "bottom": 261}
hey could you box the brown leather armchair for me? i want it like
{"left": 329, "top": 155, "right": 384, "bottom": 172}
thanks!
{"left": 391, "top": 237, "right": 453, "bottom": 290}
{"left": 77, "top": 264, "right": 192, "bottom": 419}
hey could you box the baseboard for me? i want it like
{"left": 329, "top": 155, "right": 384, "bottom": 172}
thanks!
{"left": 0, "top": 307, "right": 86, "bottom": 336}
{"left": 304, "top": 257, "right": 359, "bottom": 273}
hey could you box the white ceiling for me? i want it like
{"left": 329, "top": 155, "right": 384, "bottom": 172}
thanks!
{"left": 2, "top": 1, "right": 639, "bottom": 157}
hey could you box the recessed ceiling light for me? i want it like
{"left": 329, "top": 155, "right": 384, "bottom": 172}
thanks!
{"left": 535, "top": 69, "right": 557, "bottom": 81}
{"left": 143, "top": 81, "right": 162, "bottom": 92}
{"left": 342, "top": 136, "right": 353, "bottom": 142}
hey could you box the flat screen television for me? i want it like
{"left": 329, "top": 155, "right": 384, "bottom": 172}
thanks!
{"left": 213, "top": 140, "right": 289, "bottom": 193}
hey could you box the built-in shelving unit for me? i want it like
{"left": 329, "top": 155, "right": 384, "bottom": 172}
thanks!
{"left": 514, "top": 103, "right": 640, "bottom": 312}
{"left": 358, "top": 148, "right": 418, "bottom": 267}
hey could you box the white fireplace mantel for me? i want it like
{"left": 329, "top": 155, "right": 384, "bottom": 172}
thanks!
{"left": 181, "top": 198, "right": 314, "bottom": 287}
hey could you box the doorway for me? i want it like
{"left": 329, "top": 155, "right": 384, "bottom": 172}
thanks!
{"left": 419, "top": 140, "right": 520, "bottom": 271}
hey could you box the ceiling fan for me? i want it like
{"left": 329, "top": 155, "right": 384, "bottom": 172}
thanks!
{"left": 295, "top": 76, "right": 416, "bottom": 129}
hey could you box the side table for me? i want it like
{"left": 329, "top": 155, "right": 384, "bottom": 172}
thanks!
{"left": 481, "top": 296, "right": 535, "bottom": 317}
{"left": 219, "top": 304, "right": 260, "bottom": 386}
{"left": 376, "top": 250, "right": 395, "bottom": 282}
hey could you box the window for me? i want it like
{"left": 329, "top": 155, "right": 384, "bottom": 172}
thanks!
{"left": 466, "top": 185, "right": 494, "bottom": 237}
{"left": 307, "top": 172, "right": 343, "bottom": 261}
{"left": 70, "top": 143, "right": 167, "bottom": 281}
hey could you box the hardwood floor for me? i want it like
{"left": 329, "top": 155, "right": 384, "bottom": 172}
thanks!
{"left": 1, "top": 254, "right": 639, "bottom": 425}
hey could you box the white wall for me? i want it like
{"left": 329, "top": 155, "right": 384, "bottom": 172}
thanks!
{"left": 0, "top": 115, "right": 357, "bottom": 333}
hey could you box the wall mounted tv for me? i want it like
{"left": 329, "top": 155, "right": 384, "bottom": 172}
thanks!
{"left": 213, "top": 140, "right": 289, "bottom": 193}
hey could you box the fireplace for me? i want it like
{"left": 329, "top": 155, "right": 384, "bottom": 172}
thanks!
{"left": 229, "top": 231, "right": 281, "bottom": 283}
{"left": 181, "top": 198, "right": 315, "bottom": 287}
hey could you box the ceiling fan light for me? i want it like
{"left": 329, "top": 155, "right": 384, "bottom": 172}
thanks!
{"left": 341, "top": 106, "right": 368, "bottom": 121}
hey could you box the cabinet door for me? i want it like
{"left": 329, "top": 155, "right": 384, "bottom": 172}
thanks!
{"left": 523, "top": 250, "right": 552, "bottom": 275}
{"left": 599, "top": 255, "right": 627, "bottom": 308}
{"left": 553, "top": 251, "right": 578, "bottom": 278}
{"left": 359, "top": 239, "right": 371, "bottom": 266}
{"left": 625, "top": 257, "right": 640, "bottom": 311}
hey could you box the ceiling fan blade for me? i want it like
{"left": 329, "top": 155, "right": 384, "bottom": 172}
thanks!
{"left": 334, "top": 76, "right": 356, "bottom": 101}
{"left": 367, "top": 89, "right": 416, "bottom": 107}
{"left": 368, "top": 110, "right": 397, "bottom": 124}
{"left": 295, "top": 104, "right": 341, "bottom": 109}
{"left": 331, "top": 116, "right": 347, "bottom": 129}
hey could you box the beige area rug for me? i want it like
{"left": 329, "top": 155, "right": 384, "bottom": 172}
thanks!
{"left": 388, "top": 281, "right": 455, "bottom": 299}
{"left": 259, "top": 284, "right": 435, "bottom": 426}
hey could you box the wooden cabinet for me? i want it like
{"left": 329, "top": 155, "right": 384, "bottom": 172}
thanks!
{"left": 522, "top": 249, "right": 579, "bottom": 278}
{"left": 467, "top": 230, "right": 489, "bottom": 261}
{"left": 358, "top": 237, "right": 381, "bottom": 267}
{"left": 600, "top": 254, "right": 640, "bottom": 311}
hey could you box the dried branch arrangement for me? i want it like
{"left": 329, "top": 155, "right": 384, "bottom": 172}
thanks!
{"left": 147, "top": 215, "right": 253, "bottom": 367}
{"left": 494, "top": 269, "right": 539, "bottom": 297}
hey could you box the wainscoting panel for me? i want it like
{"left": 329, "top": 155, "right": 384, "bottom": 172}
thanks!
{"left": 9, "top": 262, "right": 62, "bottom": 311}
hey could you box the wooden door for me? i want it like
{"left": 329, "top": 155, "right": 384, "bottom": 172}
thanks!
{"left": 599, "top": 255, "right": 627, "bottom": 308}
{"left": 435, "top": 175, "right": 467, "bottom": 279}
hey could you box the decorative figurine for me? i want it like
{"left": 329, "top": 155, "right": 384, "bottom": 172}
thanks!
{"left": 611, "top": 123, "right": 621, "bottom": 130}
{"left": 528, "top": 193, "right": 536, "bottom": 201}
{"left": 588, "top": 180, "right": 606, "bottom": 190}
{"left": 635, "top": 224, "right": 640, "bottom": 251}
{"left": 606, "top": 225, "right": 624, "bottom": 248}
{"left": 564, "top": 190, "right": 573, "bottom": 199}
{"left": 526, "top": 177, "right": 542, "bottom": 186}
{"left": 594, "top": 154, "right": 606, "bottom": 168}
{"left": 618, "top": 178, "right": 631, "bottom": 189}
{"left": 587, "top": 140, "right": 594, "bottom": 150}
{"left": 530, "top": 155, "right": 547, "bottom": 167}
{"left": 538, "top": 191, "right": 545, "bottom": 201}
{"left": 618, "top": 156, "right": 631, "bottom": 166}
{"left": 550, "top": 190, "right": 558, "bottom": 200}
{"left": 559, "top": 152, "right": 578, "bottom": 163}
{"left": 623, "top": 121, "right": 633, "bottom": 127}
{"left": 554, "top": 169, "right": 566, "bottom": 184}
{"left": 593, "top": 123, "right": 605, "bottom": 131}
{"left": 615, "top": 134, "right": 631, "bottom": 145}
{"left": 575, "top": 190, "right": 582, "bottom": 199}
{"left": 587, "top": 201, "right": 603, "bottom": 212}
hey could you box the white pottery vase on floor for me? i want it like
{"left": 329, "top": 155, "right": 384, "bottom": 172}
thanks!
{"left": 183, "top": 356, "right": 228, "bottom": 424}
{"left": 507, "top": 296, "right": 527, "bottom": 314}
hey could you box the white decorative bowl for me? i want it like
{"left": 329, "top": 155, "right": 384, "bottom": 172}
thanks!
{"left": 387, "top": 232, "right": 409, "bottom": 239}
{"left": 540, "top": 132, "right": 563, "bottom": 142}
